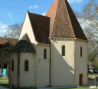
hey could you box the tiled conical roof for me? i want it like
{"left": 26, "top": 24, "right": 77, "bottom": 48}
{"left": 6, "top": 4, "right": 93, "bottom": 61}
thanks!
{"left": 10, "top": 40, "right": 36, "bottom": 53}
{"left": 45, "top": 0, "right": 87, "bottom": 40}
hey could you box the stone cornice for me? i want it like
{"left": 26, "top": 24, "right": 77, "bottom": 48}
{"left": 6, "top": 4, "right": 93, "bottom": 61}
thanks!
{"left": 37, "top": 43, "right": 51, "bottom": 46}
{"left": 49, "top": 37, "right": 88, "bottom": 42}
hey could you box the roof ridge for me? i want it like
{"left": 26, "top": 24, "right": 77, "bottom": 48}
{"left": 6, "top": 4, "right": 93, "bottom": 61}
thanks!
{"left": 28, "top": 12, "right": 38, "bottom": 43}
{"left": 22, "top": 0, "right": 87, "bottom": 41}
{"left": 29, "top": 12, "right": 50, "bottom": 18}
{"left": 45, "top": 0, "right": 60, "bottom": 37}
{"left": 45, "top": 0, "right": 56, "bottom": 16}
{"left": 65, "top": 0, "right": 87, "bottom": 40}
{"left": 51, "top": 0, "right": 60, "bottom": 37}
{"left": 64, "top": 0, "right": 75, "bottom": 37}
{"left": 28, "top": 11, "right": 50, "bottom": 44}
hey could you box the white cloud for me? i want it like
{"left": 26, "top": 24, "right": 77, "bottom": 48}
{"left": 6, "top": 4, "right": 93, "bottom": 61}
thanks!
{"left": 68, "top": 0, "right": 83, "bottom": 3}
{"left": 7, "top": 12, "right": 13, "bottom": 19}
{"left": 0, "top": 23, "right": 8, "bottom": 30}
{"left": 0, "top": 22, "right": 8, "bottom": 37}
{"left": 29, "top": 5, "right": 39, "bottom": 9}
{"left": 42, "top": 12, "right": 46, "bottom": 16}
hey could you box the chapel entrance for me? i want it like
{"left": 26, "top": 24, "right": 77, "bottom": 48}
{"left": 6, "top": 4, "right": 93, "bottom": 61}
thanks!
{"left": 79, "top": 74, "right": 83, "bottom": 86}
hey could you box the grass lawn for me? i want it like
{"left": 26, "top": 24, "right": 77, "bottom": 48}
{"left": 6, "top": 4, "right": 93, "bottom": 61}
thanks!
{"left": 0, "top": 74, "right": 98, "bottom": 89}
{"left": 13, "top": 87, "right": 37, "bottom": 89}
{"left": 88, "top": 73, "right": 98, "bottom": 78}
{"left": 0, "top": 77, "right": 36, "bottom": 89}
{"left": 57, "top": 87, "right": 98, "bottom": 89}
{"left": 0, "top": 77, "right": 9, "bottom": 88}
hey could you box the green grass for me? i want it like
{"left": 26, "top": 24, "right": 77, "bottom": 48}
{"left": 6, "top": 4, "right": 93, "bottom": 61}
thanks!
{"left": 88, "top": 73, "right": 98, "bottom": 78}
{"left": 0, "top": 75, "right": 98, "bottom": 89}
{"left": 58, "top": 87, "right": 98, "bottom": 89}
{"left": 0, "top": 77, "right": 9, "bottom": 88}
{"left": 14, "top": 87, "right": 98, "bottom": 89}
{"left": 16, "top": 88, "right": 36, "bottom": 89}
{"left": 0, "top": 77, "right": 36, "bottom": 89}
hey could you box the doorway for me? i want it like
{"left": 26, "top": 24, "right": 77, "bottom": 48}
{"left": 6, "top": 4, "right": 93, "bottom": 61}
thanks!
{"left": 79, "top": 74, "right": 83, "bottom": 86}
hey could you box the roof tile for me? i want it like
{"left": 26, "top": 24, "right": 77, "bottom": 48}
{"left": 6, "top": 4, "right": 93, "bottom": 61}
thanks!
{"left": 10, "top": 40, "right": 36, "bottom": 53}
{"left": 45, "top": 0, "right": 87, "bottom": 40}
{"left": 28, "top": 13, "right": 50, "bottom": 44}
{"left": 0, "top": 37, "right": 17, "bottom": 45}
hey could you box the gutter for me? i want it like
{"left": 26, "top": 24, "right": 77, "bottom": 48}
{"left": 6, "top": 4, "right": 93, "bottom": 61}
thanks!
{"left": 49, "top": 45, "right": 51, "bottom": 86}
{"left": 17, "top": 52, "right": 20, "bottom": 89}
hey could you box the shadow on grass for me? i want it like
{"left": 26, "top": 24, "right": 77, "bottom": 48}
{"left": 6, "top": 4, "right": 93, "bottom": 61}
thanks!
{"left": 57, "top": 88, "right": 97, "bottom": 89}
{"left": 14, "top": 87, "right": 36, "bottom": 89}
{"left": 0, "top": 84, "right": 9, "bottom": 88}
{"left": 0, "top": 85, "right": 36, "bottom": 89}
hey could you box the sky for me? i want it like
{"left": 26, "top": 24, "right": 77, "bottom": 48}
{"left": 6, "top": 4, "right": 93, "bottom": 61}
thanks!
{"left": 0, "top": 0, "right": 89, "bottom": 37}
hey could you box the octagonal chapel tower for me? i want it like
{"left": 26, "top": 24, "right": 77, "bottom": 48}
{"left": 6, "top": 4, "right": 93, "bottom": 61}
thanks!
{"left": 45, "top": 0, "right": 88, "bottom": 86}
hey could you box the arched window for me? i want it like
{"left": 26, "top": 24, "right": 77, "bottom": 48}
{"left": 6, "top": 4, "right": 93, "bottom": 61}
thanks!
{"left": 44, "top": 49, "right": 47, "bottom": 59}
{"left": 0, "top": 64, "right": 1, "bottom": 68}
{"left": 62, "top": 45, "right": 65, "bottom": 56}
{"left": 25, "top": 60, "right": 29, "bottom": 71}
{"left": 4, "top": 64, "right": 7, "bottom": 69}
{"left": 80, "top": 47, "right": 82, "bottom": 57}
{"left": 12, "top": 60, "right": 14, "bottom": 71}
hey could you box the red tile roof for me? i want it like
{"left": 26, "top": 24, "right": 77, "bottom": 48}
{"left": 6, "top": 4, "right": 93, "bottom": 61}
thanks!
{"left": 0, "top": 37, "right": 17, "bottom": 45}
{"left": 28, "top": 12, "right": 50, "bottom": 44}
{"left": 45, "top": 0, "right": 59, "bottom": 38}
{"left": 27, "top": 0, "right": 87, "bottom": 44}
{"left": 45, "top": 0, "right": 87, "bottom": 40}
{"left": 10, "top": 40, "right": 36, "bottom": 53}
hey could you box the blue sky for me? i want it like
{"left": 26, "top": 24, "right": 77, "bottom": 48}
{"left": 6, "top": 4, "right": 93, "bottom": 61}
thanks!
{"left": 0, "top": 0, "right": 89, "bottom": 37}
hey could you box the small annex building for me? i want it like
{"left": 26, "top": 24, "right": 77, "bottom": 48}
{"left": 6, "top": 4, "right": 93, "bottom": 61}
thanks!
{"left": 0, "top": 37, "right": 17, "bottom": 77}
{"left": 9, "top": 0, "right": 88, "bottom": 88}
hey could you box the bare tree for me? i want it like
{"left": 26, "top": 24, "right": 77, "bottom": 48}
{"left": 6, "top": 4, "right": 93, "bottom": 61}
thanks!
{"left": 5, "top": 23, "right": 22, "bottom": 39}
{"left": 76, "top": 0, "right": 98, "bottom": 62}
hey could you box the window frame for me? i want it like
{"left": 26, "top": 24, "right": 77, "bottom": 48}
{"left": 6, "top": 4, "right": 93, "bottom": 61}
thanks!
{"left": 24, "top": 60, "right": 29, "bottom": 71}
{"left": 44, "top": 49, "right": 47, "bottom": 59}
{"left": 80, "top": 46, "right": 83, "bottom": 57}
{"left": 62, "top": 45, "right": 65, "bottom": 56}
{"left": 11, "top": 60, "right": 14, "bottom": 71}
{"left": 0, "top": 64, "right": 1, "bottom": 68}
{"left": 4, "top": 64, "right": 7, "bottom": 69}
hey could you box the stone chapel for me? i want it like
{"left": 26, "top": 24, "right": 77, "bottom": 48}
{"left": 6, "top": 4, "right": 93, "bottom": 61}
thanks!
{"left": 9, "top": 0, "right": 88, "bottom": 88}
